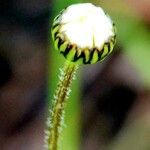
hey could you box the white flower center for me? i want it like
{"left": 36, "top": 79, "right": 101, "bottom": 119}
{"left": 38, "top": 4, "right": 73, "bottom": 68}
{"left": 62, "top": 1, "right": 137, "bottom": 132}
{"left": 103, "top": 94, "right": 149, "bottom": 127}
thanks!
{"left": 59, "top": 3, "right": 115, "bottom": 50}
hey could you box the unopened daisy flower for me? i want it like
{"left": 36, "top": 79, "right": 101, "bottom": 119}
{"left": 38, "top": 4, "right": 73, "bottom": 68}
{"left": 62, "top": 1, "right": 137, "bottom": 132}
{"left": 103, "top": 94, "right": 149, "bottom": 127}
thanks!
{"left": 45, "top": 3, "right": 116, "bottom": 150}
{"left": 52, "top": 3, "right": 116, "bottom": 64}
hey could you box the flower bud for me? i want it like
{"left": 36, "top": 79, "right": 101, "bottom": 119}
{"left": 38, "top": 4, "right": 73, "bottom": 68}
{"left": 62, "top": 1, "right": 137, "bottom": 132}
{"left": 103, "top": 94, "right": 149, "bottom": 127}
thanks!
{"left": 52, "top": 3, "right": 116, "bottom": 64}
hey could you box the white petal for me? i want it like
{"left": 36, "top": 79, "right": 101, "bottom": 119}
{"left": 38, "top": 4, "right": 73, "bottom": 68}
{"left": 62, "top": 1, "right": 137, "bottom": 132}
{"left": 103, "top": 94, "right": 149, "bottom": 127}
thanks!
{"left": 59, "top": 3, "right": 115, "bottom": 49}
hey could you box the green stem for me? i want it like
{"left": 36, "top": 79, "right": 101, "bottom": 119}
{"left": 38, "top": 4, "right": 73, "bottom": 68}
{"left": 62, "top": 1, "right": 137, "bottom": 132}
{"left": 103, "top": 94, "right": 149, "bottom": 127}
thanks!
{"left": 45, "top": 61, "right": 78, "bottom": 150}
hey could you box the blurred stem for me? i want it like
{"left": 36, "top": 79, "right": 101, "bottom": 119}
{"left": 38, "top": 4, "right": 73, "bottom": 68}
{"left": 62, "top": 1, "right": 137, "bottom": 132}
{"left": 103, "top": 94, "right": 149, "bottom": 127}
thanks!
{"left": 45, "top": 61, "right": 78, "bottom": 150}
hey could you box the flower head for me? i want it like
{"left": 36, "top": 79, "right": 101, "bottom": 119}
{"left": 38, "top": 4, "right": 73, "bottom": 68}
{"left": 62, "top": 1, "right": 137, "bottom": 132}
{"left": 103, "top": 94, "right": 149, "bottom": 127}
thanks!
{"left": 52, "top": 3, "right": 116, "bottom": 64}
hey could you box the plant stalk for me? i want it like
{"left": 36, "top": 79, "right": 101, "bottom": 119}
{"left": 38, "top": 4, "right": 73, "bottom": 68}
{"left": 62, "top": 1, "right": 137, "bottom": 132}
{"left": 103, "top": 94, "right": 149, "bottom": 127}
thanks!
{"left": 45, "top": 61, "right": 78, "bottom": 150}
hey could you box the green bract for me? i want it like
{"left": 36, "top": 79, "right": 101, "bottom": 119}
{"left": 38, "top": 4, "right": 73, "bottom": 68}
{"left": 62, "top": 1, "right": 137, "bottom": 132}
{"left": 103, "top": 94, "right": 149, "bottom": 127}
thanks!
{"left": 52, "top": 3, "right": 116, "bottom": 64}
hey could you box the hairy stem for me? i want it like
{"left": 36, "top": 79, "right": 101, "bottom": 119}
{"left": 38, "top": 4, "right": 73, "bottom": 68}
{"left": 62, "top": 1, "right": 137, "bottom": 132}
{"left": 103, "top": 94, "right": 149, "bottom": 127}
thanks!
{"left": 45, "top": 61, "right": 78, "bottom": 150}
